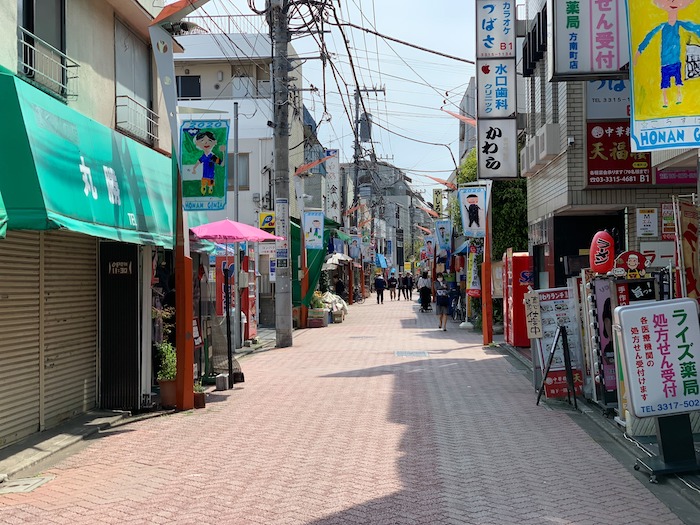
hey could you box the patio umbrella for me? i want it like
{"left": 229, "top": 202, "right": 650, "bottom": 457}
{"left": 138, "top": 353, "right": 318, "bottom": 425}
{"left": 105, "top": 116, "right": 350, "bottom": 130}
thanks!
{"left": 325, "top": 253, "right": 353, "bottom": 265}
{"left": 190, "top": 219, "right": 283, "bottom": 387}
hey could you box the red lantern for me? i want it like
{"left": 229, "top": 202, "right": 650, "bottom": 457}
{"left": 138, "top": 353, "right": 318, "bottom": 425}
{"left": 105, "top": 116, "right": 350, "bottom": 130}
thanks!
{"left": 590, "top": 231, "right": 615, "bottom": 274}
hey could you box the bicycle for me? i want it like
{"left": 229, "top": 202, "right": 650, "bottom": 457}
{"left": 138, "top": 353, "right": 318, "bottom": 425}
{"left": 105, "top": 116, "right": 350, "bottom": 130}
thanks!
{"left": 352, "top": 286, "right": 365, "bottom": 304}
{"left": 451, "top": 294, "right": 466, "bottom": 323}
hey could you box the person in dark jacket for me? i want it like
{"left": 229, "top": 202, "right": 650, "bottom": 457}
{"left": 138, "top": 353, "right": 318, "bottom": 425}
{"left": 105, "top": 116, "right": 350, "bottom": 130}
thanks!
{"left": 403, "top": 273, "right": 414, "bottom": 300}
{"left": 387, "top": 271, "right": 398, "bottom": 301}
{"left": 374, "top": 273, "right": 386, "bottom": 304}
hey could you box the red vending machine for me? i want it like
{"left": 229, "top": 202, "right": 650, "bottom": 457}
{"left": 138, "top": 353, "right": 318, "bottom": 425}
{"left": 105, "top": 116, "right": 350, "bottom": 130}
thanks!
{"left": 241, "top": 247, "right": 258, "bottom": 340}
{"left": 505, "top": 251, "right": 532, "bottom": 347}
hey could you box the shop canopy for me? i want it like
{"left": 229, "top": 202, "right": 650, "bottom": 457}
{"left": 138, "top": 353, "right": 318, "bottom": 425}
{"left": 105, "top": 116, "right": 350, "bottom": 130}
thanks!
{"left": 0, "top": 69, "right": 175, "bottom": 247}
{"left": 0, "top": 190, "right": 6, "bottom": 238}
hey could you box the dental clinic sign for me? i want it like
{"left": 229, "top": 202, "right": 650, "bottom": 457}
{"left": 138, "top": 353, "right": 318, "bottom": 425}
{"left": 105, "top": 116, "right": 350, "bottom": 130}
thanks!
{"left": 476, "top": 0, "right": 518, "bottom": 178}
{"left": 615, "top": 298, "right": 700, "bottom": 418}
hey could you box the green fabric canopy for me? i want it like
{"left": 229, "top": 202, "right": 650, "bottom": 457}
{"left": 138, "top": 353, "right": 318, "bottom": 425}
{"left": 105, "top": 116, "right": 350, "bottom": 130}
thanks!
{"left": 291, "top": 216, "right": 335, "bottom": 307}
{"left": 0, "top": 71, "right": 175, "bottom": 247}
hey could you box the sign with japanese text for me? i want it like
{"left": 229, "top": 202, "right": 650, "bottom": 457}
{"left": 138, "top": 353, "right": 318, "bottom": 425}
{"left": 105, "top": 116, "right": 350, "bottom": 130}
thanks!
{"left": 549, "top": 0, "right": 629, "bottom": 79}
{"left": 458, "top": 187, "right": 489, "bottom": 238}
{"left": 466, "top": 245, "right": 482, "bottom": 297}
{"left": 536, "top": 287, "right": 585, "bottom": 398}
{"left": 586, "top": 121, "right": 651, "bottom": 186}
{"left": 259, "top": 211, "right": 275, "bottom": 232}
{"left": 476, "top": 0, "right": 516, "bottom": 58}
{"left": 627, "top": 0, "right": 700, "bottom": 151}
{"left": 615, "top": 298, "right": 700, "bottom": 418}
{"left": 636, "top": 208, "right": 658, "bottom": 238}
{"left": 661, "top": 203, "right": 675, "bottom": 241}
{"left": 477, "top": 119, "right": 518, "bottom": 178}
{"left": 303, "top": 211, "right": 324, "bottom": 250}
{"left": 656, "top": 168, "right": 698, "bottom": 186}
{"left": 433, "top": 189, "right": 443, "bottom": 217}
{"left": 325, "top": 149, "right": 341, "bottom": 223}
{"left": 477, "top": 60, "right": 517, "bottom": 118}
{"left": 586, "top": 80, "right": 630, "bottom": 120}
{"left": 275, "top": 198, "right": 289, "bottom": 268}
{"left": 524, "top": 291, "right": 543, "bottom": 339}
{"left": 180, "top": 120, "right": 229, "bottom": 211}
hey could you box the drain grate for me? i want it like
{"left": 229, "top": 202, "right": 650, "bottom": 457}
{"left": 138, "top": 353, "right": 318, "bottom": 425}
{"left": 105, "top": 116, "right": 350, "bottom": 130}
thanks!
{"left": 395, "top": 351, "right": 429, "bottom": 358}
{"left": 0, "top": 476, "right": 53, "bottom": 495}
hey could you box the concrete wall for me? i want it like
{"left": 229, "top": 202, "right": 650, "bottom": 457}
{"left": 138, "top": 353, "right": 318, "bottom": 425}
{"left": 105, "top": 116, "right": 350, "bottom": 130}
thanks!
{"left": 0, "top": 1, "right": 16, "bottom": 71}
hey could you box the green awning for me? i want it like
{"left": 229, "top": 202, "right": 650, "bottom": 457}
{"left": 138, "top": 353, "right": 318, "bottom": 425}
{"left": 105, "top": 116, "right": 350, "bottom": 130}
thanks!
{"left": 0, "top": 71, "right": 174, "bottom": 247}
{"left": 333, "top": 229, "right": 351, "bottom": 242}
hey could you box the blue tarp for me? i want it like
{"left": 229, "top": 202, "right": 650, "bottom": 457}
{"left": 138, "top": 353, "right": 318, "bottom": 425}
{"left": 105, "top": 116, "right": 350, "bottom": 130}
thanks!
{"left": 454, "top": 240, "right": 470, "bottom": 255}
{"left": 375, "top": 253, "right": 388, "bottom": 268}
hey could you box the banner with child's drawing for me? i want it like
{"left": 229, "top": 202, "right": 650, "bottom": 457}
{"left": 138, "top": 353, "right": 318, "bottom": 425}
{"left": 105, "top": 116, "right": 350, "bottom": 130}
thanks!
{"left": 627, "top": 0, "right": 700, "bottom": 151}
{"left": 180, "top": 120, "right": 229, "bottom": 210}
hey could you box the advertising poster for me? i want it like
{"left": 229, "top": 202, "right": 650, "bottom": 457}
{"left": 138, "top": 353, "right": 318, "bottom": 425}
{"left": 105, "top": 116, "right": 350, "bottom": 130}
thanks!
{"left": 661, "top": 202, "right": 675, "bottom": 240}
{"left": 435, "top": 219, "right": 452, "bottom": 252}
{"left": 615, "top": 299, "right": 700, "bottom": 418}
{"left": 536, "top": 287, "right": 584, "bottom": 398}
{"left": 586, "top": 122, "right": 651, "bottom": 186}
{"left": 594, "top": 279, "right": 617, "bottom": 392}
{"left": 349, "top": 235, "right": 361, "bottom": 260}
{"left": 627, "top": 0, "right": 700, "bottom": 151}
{"left": 679, "top": 201, "right": 700, "bottom": 298}
{"left": 303, "top": 211, "right": 324, "bottom": 250}
{"left": 458, "top": 187, "right": 489, "bottom": 238}
{"left": 180, "top": 120, "right": 229, "bottom": 210}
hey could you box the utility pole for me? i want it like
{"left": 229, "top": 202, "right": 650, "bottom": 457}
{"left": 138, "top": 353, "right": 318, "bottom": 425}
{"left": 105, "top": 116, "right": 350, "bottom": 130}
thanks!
{"left": 272, "top": 1, "right": 293, "bottom": 348}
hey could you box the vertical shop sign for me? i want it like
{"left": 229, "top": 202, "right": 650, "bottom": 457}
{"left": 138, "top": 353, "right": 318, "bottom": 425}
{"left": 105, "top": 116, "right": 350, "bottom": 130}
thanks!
{"left": 180, "top": 120, "right": 229, "bottom": 211}
{"left": 477, "top": 60, "right": 517, "bottom": 118}
{"left": 586, "top": 122, "right": 651, "bottom": 186}
{"left": 433, "top": 189, "right": 443, "bottom": 217}
{"left": 325, "top": 149, "right": 341, "bottom": 223}
{"left": 476, "top": 0, "right": 515, "bottom": 59}
{"left": 275, "top": 198, "right": 289, "bottom": 268}
{"left": 636, "top": 208, "right": 658, "bottom": 238}
{"left": 627, "top": 0, "right": 700, "bottom": 151}
{"left": 550, "top": 0, "right": 629, "bottom": 79}
{"left": 615, "top": 299, "right": 700, "bottom": 418}
{"left": 661, "top": 203, "right": 675, "bottom": 241}
{"left": 524, "top": 291, "right": 543, "bottom": 339}
{"left": 536, "top": 287, "right": 585, "bottom": 398}
{"left": 679, "top": 202, "right": 700, "bottom": 299}
{"left": 477, "top": 119, "right": 518, "bottom": 178}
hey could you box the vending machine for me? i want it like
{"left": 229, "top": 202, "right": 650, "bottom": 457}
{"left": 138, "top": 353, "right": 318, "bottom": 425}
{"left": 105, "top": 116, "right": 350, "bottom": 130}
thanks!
{"left": 504, "top": 251, "right": 533, "bottom": 347}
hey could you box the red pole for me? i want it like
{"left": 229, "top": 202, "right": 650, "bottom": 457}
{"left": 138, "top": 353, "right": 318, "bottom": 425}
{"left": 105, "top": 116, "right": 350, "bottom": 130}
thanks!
{"left": 348, "top": 261, "right": 354, "bottom": 305}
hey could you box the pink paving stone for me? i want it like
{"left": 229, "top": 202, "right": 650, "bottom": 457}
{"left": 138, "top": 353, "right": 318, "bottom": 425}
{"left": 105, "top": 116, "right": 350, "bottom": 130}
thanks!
{"left": 0, "top": 298, "right": 686, "bottom": 524}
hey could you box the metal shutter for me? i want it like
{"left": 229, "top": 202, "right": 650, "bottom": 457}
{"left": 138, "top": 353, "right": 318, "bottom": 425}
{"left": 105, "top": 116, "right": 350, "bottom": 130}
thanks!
{"left": 43, "top": 231, "right": 97, "bottom": 428}
{"left": 0, "top": 232, "right": 41, "bottom": 448}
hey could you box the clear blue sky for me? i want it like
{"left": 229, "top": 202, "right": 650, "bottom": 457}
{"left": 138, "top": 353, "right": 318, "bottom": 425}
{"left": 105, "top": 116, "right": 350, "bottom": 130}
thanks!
{"left": 180, "top": 0, "right": 476, "bottom": 193}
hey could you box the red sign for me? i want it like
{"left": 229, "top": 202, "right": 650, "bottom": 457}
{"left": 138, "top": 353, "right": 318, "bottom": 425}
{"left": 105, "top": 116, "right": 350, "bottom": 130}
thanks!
{"left": 587, "top": 121, "right": 651, "bottom": 186}
{"left": 543, "top": 370, "right": 584, "bottom": 399}
{"left": 589, "top": 230, "right": 615, "bottom": 274}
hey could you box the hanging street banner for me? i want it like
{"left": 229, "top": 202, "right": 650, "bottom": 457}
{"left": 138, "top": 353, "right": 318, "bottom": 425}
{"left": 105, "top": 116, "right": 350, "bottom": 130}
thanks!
{"left": 466, "top": 244, "right": 482, "bottom": 297}
{"left": 586, "top": 121, "right": 651, "bottom": 186}
{"left": 615, "top": 298, "right": 700, "bottom": 418}
{"left": 549, "top": 0, "right": 629, "bottom": 80}
{"left": 180, "top": 120, "right": 229, "bottom": 210}
{"left": 627, "top": 0, "right": 700, "bottom": 151}
{"left": 435, "top": 219, "right": 452, "bottom": 251}
{"left": 586, "top": 80, "right": 630, "bottom": 120}
{"left": 303, "top": 211, "right": 325, "bottom": 250}
{"left": 458, "top": 187, "right": 489, "bottom": 238}
{"left": 423, "top": 235, "right": 435, "bottom": 259}
{"left": 325, "top": 149, "right": 341, "bottom": 223}
{"left": 349, "top": 234, "right": 361, "bottom": 260}
{"left": 476, "top": 0, "right": 515, "bottom": 59}
{"left": 477, "top": 119, "right": 518, "bottom": 178}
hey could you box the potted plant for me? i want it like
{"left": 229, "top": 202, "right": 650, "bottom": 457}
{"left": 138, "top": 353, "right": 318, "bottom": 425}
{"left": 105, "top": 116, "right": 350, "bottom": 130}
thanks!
{"left": 157, "top": 341, "right": 177, "bottom": 408}
{"left": 193, "top": 380, "right": 206, "bottom": 409}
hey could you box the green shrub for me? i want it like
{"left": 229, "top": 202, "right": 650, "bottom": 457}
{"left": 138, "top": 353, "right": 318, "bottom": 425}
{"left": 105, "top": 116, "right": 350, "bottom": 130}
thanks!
{"left": 157, "top": 342, "right": 177, "bottom": 381}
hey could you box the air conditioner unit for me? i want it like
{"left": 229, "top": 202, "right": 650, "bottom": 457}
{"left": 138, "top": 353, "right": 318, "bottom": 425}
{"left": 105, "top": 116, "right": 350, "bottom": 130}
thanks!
{"left": 537, "top": 123, "right": 561, "bottom": 162}
{"left": 257, "top": 80, "right": 272, "bottom": 98}
{"left": 519, "top": 145, "right": 530, "bottom": 177}
{"left": 528, "top": 138, "right": 544, "bottom": 171}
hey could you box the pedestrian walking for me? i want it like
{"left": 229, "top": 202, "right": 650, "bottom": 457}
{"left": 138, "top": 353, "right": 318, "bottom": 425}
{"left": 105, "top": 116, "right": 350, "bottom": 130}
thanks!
{"left": 387, "top": 270, "right": 398, "bottom": 301}
{"left": 435, "top": 272, "right": 449, "bottom": 330}
{"left": 397, "top": 272, "right": 405, "bottom": 301}
{"left": 417, "top": 271, "right": 432, "bottom": 312}
{"left": 402, "top": 272, "right": 412, "bottom": 300}
{"left": 374, "top": 272, "right": 386, "bottom": 304}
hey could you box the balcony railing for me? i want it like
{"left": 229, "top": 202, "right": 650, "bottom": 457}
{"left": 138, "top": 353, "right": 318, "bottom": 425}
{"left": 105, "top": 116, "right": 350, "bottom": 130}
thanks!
{"left": 184, "top": 14, "right": 268, "bottom": 35}
{"left": 115, "top": 95, "right": 159, "bottom": 145}
{"left": 18, "top": 26, "right": 79, "bottom": 99}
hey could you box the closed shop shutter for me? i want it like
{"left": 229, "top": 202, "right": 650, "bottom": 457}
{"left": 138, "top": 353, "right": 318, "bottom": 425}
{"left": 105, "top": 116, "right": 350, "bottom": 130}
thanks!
{"left": 0, "top": 232, "right": 41, "bottom": 448}
{"left": 43, "top": 231, "right": 97, "bottom": 428}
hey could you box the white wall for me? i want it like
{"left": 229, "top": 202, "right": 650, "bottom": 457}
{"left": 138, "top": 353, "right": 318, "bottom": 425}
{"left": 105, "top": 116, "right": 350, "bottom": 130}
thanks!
{"left": 0, "top": 1, "right": 16, "bottom": 71}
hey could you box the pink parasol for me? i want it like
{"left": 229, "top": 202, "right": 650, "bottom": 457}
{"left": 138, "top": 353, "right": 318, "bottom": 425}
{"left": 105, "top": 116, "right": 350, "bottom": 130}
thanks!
{"left": 190, "top": 219, "right": 283, "bottom": 243}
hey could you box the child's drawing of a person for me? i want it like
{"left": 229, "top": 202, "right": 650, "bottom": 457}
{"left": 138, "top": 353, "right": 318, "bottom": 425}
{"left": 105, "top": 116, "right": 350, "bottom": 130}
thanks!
{"left": 634, "top": 0, "right": 700, "bottom": 108}
{"left": 192, "top": 131, "right": 225, "bottom": 195}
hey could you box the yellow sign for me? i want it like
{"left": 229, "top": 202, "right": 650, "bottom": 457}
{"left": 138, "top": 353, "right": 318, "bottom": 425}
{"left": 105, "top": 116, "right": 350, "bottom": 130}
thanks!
{"left": 404, "top": 262, "right": 412, "bottom": 273}
{"left": 259, "top": 211, "right": 275, "bottom": 232}
{"left": 433, "top": 189, "right": 443, "bottom": 217}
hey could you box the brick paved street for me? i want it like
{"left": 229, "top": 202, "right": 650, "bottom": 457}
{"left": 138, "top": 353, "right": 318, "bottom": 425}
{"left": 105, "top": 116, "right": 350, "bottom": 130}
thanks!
{"left": 0, "top": 297, "right": 687, "bottom": 524}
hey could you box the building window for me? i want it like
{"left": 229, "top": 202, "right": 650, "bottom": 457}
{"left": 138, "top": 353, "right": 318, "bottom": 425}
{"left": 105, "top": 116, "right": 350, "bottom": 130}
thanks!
{"left": 21, "top": 0, "right": 65, "bottom": 52}
{"left": 227, "top": 153, "right": 250, "bottom": 191}
{"left": 176, "top": 75, "right": 201, "bottom": 99}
